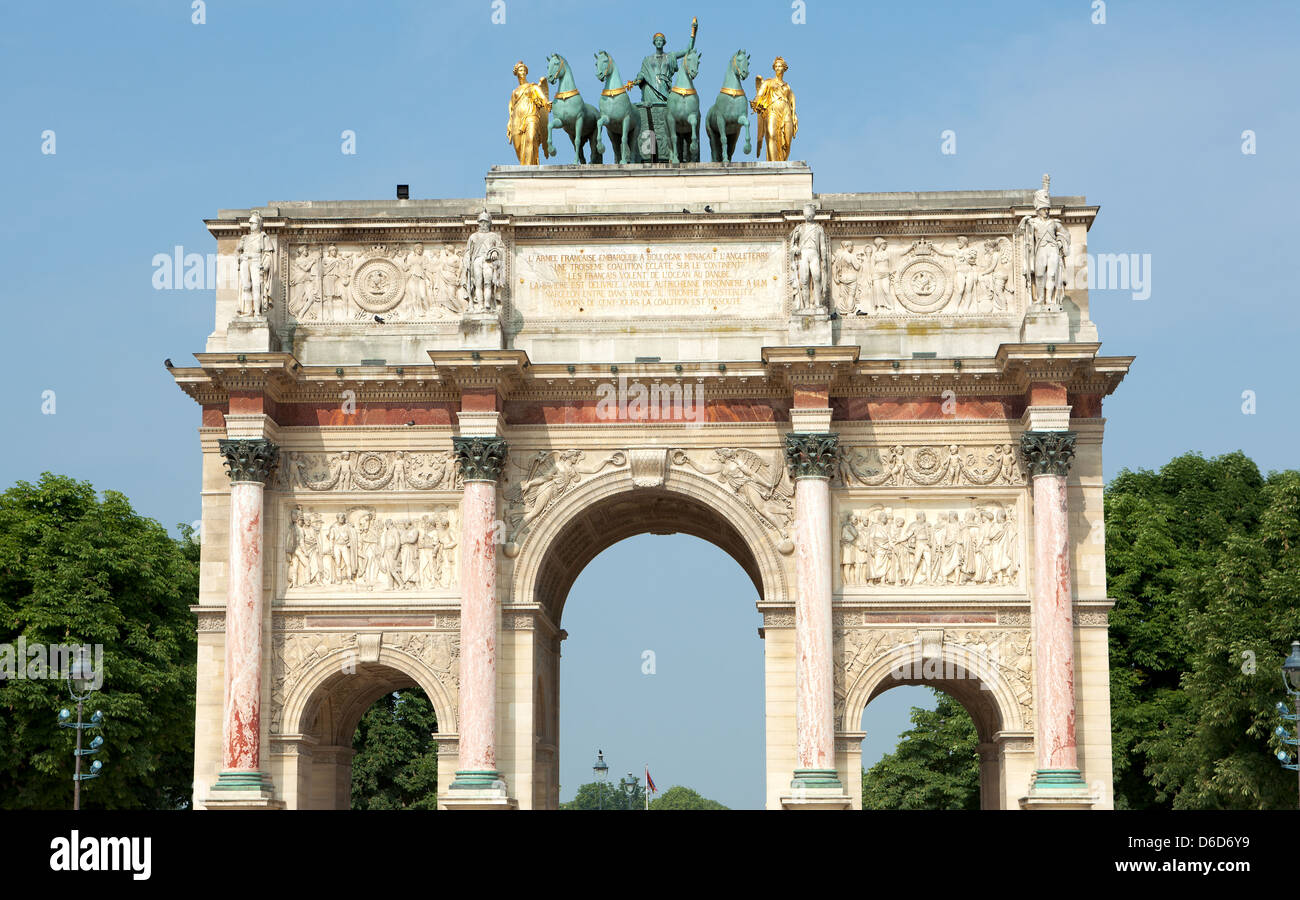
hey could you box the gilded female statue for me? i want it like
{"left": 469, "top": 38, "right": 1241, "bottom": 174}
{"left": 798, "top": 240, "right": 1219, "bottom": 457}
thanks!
{"left": 752, "top": 56, "right": 797, "bottom": 161}
{"left": 507, "top": 61, "right": 552, "bottom": 165}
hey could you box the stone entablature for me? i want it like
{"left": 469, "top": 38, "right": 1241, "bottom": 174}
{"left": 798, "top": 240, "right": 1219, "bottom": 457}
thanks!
{"left": 203, "top": 165, "right": 1099, "bottom": 366}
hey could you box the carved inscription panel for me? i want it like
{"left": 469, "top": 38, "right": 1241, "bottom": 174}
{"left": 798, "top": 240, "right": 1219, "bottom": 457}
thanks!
{"left": 512, "top": 241, "right": 784, "bottom": 318}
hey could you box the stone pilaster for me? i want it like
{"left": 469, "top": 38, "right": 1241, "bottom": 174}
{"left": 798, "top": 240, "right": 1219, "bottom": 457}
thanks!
{"left": 447, "top": 436, "right": 512, "bottom": 804}
{"left": 1019, "top": 430, "right": 1092, "bottom": 807}
{"left": 781, "top": 433, "right": 849, "bottom": 808}
{"left": 210, "top": 438, "right": 281, "bottom": 806}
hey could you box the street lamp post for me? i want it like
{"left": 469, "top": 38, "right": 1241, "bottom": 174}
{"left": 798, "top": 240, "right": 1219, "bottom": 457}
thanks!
{"left": 620, "top": 772, "right": 640, "bottom": 811}
{"left": 592, "top": 750, "right": 609, "bottom": 810}
{"left": 1277, "top": 641, "right": 1300, "bottom": 809}
{"left": 56, "top": 649, "right": 104, "bottom": 811}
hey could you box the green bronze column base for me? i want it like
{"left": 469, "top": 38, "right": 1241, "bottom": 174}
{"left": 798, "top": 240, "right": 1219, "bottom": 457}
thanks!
{"left": 211, "top": 770, "right": 275, "bottom": 792}
{"left": 790, "top": 768, "right": 844, "bottom": 789}
{"left": 449, "top": 769, "right": 504, "bottom": 790}
{"left": 1031, "top": 768, "right": 1088, "bottom": 788}
{"left": 1019, "top": 768, "right": 1095, "bottom": 810}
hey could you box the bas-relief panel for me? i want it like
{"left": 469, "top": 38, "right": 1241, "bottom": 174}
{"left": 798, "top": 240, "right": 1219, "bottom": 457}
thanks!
{"left": 279, "top": 502, "right": 459, "bottom": 596}
{"left": 827, "top": 235, "right": 1020, "bottom": 319}
{"left": 286, "top": 242, "right": 471, "bottom": 323}
{"left": 836, "top": 497, "right": 1024, "bottom": 592}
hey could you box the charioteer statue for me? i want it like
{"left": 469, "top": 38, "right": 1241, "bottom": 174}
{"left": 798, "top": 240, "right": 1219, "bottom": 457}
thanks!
{"left": 629, "top": 17, "right": 698, "bottom": 161}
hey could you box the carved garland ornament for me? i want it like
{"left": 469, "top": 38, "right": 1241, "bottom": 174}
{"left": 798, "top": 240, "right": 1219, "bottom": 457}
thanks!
{"left": 838, "top": 443, "right": 1025, "bottom": 488}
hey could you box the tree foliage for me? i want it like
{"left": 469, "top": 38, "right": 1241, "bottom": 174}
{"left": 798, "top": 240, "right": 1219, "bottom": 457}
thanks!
{"left": 350, "top": 688, "right": 439, "bottom": 810}
{"left": 860, "top": 690, "right": 980, "bottom": 810}
{"left": 561, "top": 779, "right": 647, "bottom": 809}
{"left": 0, "top": 474, "right": 198, "bottom": 809}
{"left": 648, "top": 785, "right": 728, "bottom": 809}
{"left": 1106, "top": 451, "right": 1300, "bottom": 808}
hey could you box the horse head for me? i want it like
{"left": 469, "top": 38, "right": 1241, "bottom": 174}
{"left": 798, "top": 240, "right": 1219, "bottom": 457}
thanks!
{"left": 683, "top": 47, "right": 701, "bottom": 82}
{"left": 546, "top": 53, "right": 565, "bottom": 85}
{"left": 594, "top": 49, "right": 611, "bottom": 82}
{"left": 733, "top": 50, "right": 751, "bottom": 83}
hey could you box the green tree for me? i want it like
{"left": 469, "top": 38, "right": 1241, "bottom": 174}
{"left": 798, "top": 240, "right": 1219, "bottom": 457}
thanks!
{"left": 1106, "top": 452, "right": 1300, "bottom": 808}
{"left": 350, "top": 687, "right": 439, "bottom": 809}
{"left": 562, "top": 779, "right": 647, "bottom": 809}
{"left": 0, "top": 473, "right": 198, "bottom": 809}
{"left": 648, "top": 785, "right": 728, "bottom": 809}
{"left": 860, "top": 690, "right": 979, "bottom": 810}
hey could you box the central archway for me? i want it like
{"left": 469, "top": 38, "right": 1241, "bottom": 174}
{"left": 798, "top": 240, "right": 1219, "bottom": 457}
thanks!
{"left": 506, "top": 463, "right": 793, "bottom": 808}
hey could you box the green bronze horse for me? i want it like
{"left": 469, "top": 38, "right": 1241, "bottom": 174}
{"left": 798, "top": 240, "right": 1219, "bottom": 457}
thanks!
{"left": 546, "top": 52, "right": 602, "bottom": 164}
{"left": 666, "top": 47, "right": 703, "bottom": 163}
{"left": 705, "top": 49, "right": 752, "bottom": 163}
{"left": 594, "top": 50, "right": 640, "bottom": 164}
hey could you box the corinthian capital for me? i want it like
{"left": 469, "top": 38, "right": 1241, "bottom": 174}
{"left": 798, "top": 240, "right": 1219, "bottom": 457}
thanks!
{"left": 784, "top": 432, "right": 840, "bottom": 479}
{"left": 218, "top": 438, "right": 280, "bottom": 484}
{"left": 453, "top": 436, "right": 509, "bottom": 482}
{"left": 1019, "top": 431, "right": 1076, "bottom": 477}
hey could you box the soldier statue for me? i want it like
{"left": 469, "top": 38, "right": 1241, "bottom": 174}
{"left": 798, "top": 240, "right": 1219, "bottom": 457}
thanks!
{"left": 236, "top": 212, "right": 275, "bottom": 317}
{"left": 1018, "top": 174, "right": 1071, "bottom": 309}
{"left": 789, "top": 203, "right": 830, "bottom": 313}
{"left": 461, "top": 211, "right": 506, "bottom": 314}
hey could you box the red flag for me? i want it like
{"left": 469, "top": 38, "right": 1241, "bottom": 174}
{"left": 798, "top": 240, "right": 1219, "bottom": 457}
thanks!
{"left": 645, "top": 768, "right": 657, "bottom": 793}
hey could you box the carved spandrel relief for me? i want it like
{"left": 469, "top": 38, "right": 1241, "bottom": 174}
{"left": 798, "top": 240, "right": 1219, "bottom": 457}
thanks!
{"left": 830, "top": 234, "right": 1019, "bottom": 318}
{"left": 270, "top": 630, "right": 459, "bottom": 734}
{"left": 282, "top": 503, "right": 459, "bottom": 594}
{"left": 270, "top": 631, "right": 357, "bottom": 732}
{"left": 832, "top": 627, "right": 1033, "bottom": 728}
{"left": 838, "top": 499, "right": 1021, "bottom": 589}
{"left": 286, "top": 242, "right": 470, "bottom": 323}
{"left": 502, "top": 449, "right": 628, "bottom": 541}
{"left": 276, "top": 450, "right": 462, "bottom": 493}
{"left": 670, "top": 447, "right": 795, "bottom": 547}
{"left": 838, "top": 444, "right": 1024, "bottom": 488}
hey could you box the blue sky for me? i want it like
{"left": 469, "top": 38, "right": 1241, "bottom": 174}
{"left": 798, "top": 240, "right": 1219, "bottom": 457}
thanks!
{"left": 2, "top": 1, "right": 1296, "bottom": 809}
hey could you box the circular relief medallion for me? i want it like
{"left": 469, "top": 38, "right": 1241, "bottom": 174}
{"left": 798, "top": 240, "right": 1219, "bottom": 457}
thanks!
{"left": 894, "top": 257, "right": 953, "bottom": 314}
{"left": 351, "top": 258, "right": 405, "bottom": 313}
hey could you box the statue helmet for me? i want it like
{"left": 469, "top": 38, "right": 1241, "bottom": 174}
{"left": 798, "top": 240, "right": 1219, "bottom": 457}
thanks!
{"left": 1034, "top": 173, "right": 1051, "bottom": 210}
{"left": 653, "top": 32, "right": 665, "bottom": 41}
{"left": 477, "top": 210, "right": 493, "bottom": 226}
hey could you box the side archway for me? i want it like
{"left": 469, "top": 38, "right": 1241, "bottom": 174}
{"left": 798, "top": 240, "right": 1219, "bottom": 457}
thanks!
{"left": 842, "top": 636, "right": 1033, "bottom": 810}
{"left": 274, "top": 640, "right": 458, "bottom": 810}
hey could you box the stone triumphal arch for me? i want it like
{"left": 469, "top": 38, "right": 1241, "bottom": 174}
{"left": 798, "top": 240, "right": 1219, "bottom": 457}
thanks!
{"left": 172, "top": 161, "right": 1130, "bottom": 810}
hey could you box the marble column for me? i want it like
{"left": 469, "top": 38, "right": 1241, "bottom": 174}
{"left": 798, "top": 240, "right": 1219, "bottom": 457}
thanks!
{"left": 784, "top": 432, "right": 843, "bottom": 792}
{"left": 450, "top": 436, "right": 508, "bottom": 791}
{"left": 212, "top": 438, "right": 279, "bottom": 794}
{"left": 1019, "top": 430, "right": 1088, "bottom": 791}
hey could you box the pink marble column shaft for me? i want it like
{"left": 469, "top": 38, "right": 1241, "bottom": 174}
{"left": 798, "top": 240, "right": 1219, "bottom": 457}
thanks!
{"left": 794, "top": 475, "right": 835, "bottom": 771}
{"left": 224, "top": 480, "right": 265, "bottom": 772}
{"left": 1031, "top": 472, "right": 1077, "bottom": 771}
{"left": 457, "top": 480, "right": 499, "bottom": 774}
